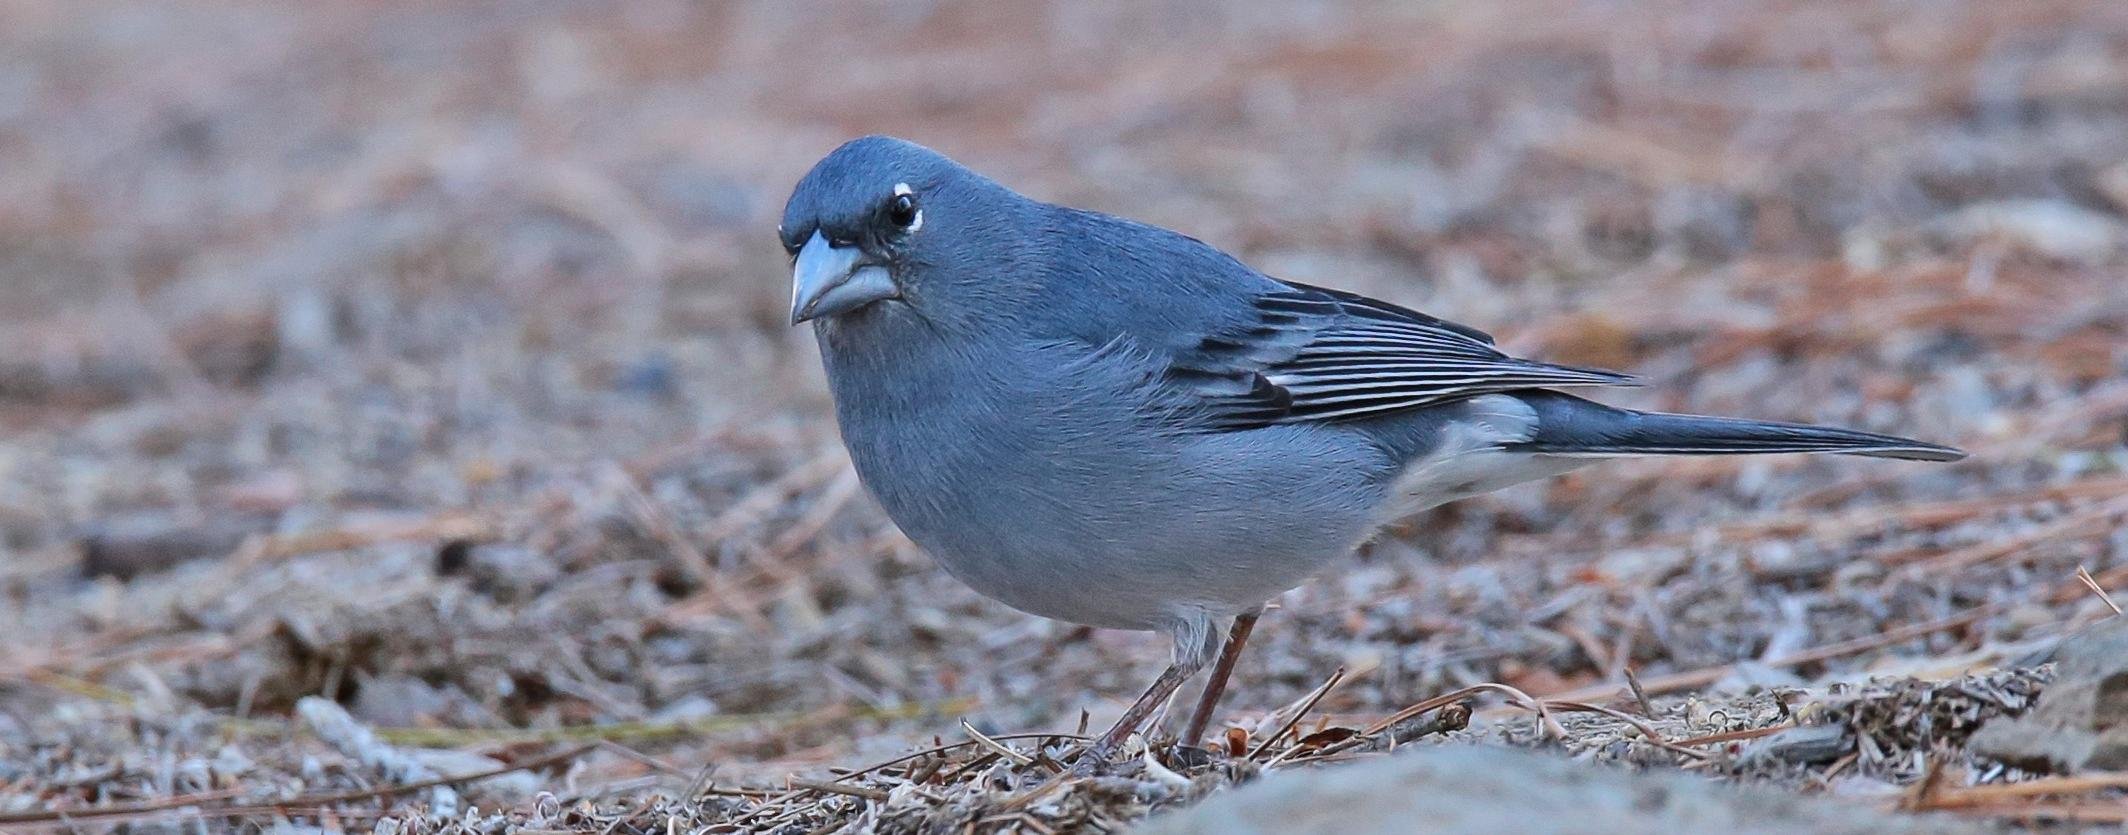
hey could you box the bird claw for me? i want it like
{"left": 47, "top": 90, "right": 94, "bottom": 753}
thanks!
{"left": 1164, "top": 743, "right": 1214, "bottom": 770}
{"left": 1067, "top": 731, "right": 1139, "bottom": 777}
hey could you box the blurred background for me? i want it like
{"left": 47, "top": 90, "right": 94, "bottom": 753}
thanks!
{"left": 3, "top": 0, "right": 2126, "bottom": 826}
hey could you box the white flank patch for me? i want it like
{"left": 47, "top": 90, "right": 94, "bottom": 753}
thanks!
{"left": 1378, "top": 394, "right": 1586, "bottom": 522}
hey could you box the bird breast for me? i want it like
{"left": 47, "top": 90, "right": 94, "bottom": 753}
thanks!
{"left": 818, "top": 332, "right": 1389, "bottom": 631}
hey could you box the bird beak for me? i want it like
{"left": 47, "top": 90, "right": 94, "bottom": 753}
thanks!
{"left": 790, "top": 231, "right": 898, "bottom": 325}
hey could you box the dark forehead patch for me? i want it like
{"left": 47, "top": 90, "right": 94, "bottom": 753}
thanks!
{"left": 781, "top": 136, "right": 972, "bottom": 241}
{"left": 794, "top": 138, "right": 943, "bottom": 205}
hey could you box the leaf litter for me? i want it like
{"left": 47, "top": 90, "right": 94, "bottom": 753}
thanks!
{"left": 3, "top": 1, "right": 2128, "bottom": 831}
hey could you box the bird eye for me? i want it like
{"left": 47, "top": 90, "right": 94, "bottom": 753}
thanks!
{"left": 886, "top": 193, "right": 919, "bottom": 229}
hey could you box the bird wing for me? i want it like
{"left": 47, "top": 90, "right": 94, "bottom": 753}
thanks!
{"left": 1166, "top": 280, "right": 1637, "bottom": 429}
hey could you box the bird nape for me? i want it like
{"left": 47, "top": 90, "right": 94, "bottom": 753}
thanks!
{"left": 779, "top": 135, "right": 1965, "bottom": 775}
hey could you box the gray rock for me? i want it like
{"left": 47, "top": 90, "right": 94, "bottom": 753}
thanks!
{"left": 1971, "top": 616, "right": 2128, "bottom": 773}
{"left": 1738, "top": 722, "right": 1852, "bottom": 768}
{"left": 78, "top": 513, "right": 265, "bottom": 579}
{"left": 1934, "top": 199, "right": 2124, "bottom": 264}
{"left": 1136, "top": 745, "right": 1981, "bottom": 835}
{"left": 410, "top": 748, "right": 539, "bottom": 800}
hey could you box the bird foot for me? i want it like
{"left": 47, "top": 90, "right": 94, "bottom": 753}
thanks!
{"left": 1069, "top": 735, "right": 1211, "bottom": 778}
{"left": 1067, "top": 738, "right": 1128, "bottom": 777}
{"left": 1164, "top": 743, "right": 1214, "bottom": 771}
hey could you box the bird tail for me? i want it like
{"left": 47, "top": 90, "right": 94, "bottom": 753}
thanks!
{"left": 1506, "top": 392, "right": 1966, "bottom": 462}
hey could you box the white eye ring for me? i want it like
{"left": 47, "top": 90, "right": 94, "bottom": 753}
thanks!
{"left": 889, "top": 183, "right": 922, "bottom": 232}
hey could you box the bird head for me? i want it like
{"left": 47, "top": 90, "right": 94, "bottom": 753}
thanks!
{"left": 780, "top": 136, "right": 1012, "bottom": 327}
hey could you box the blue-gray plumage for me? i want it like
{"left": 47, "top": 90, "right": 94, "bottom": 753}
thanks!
{"left": 779, "top": 135, "right": 1963, "bottom": 771}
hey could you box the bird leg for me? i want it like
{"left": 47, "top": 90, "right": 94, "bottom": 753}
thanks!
{"left": 1179, "top": 606, "right": 1263, "bottom": 750}
{"left": 1073, "top": 658, "right": 1201, "bottom": 775}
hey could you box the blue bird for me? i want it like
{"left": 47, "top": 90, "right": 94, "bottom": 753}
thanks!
{"left": 780, "top": 136, "right": 1963, "bottom": 772}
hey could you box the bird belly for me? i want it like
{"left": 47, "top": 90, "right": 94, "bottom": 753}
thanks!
{"left": 825, "top": 335, "right": 1389, "bottom": 633}
{"left": 845, "top": 419, "right": 1388, "bottom": 633}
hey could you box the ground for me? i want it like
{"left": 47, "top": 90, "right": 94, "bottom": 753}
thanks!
{"left": 2, "top": 1, "right": 2127, "bottom": 832}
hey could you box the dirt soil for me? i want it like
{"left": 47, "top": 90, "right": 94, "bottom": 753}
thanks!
{"left": 3, "top": 1, "right": 2127, "bottom": 832}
